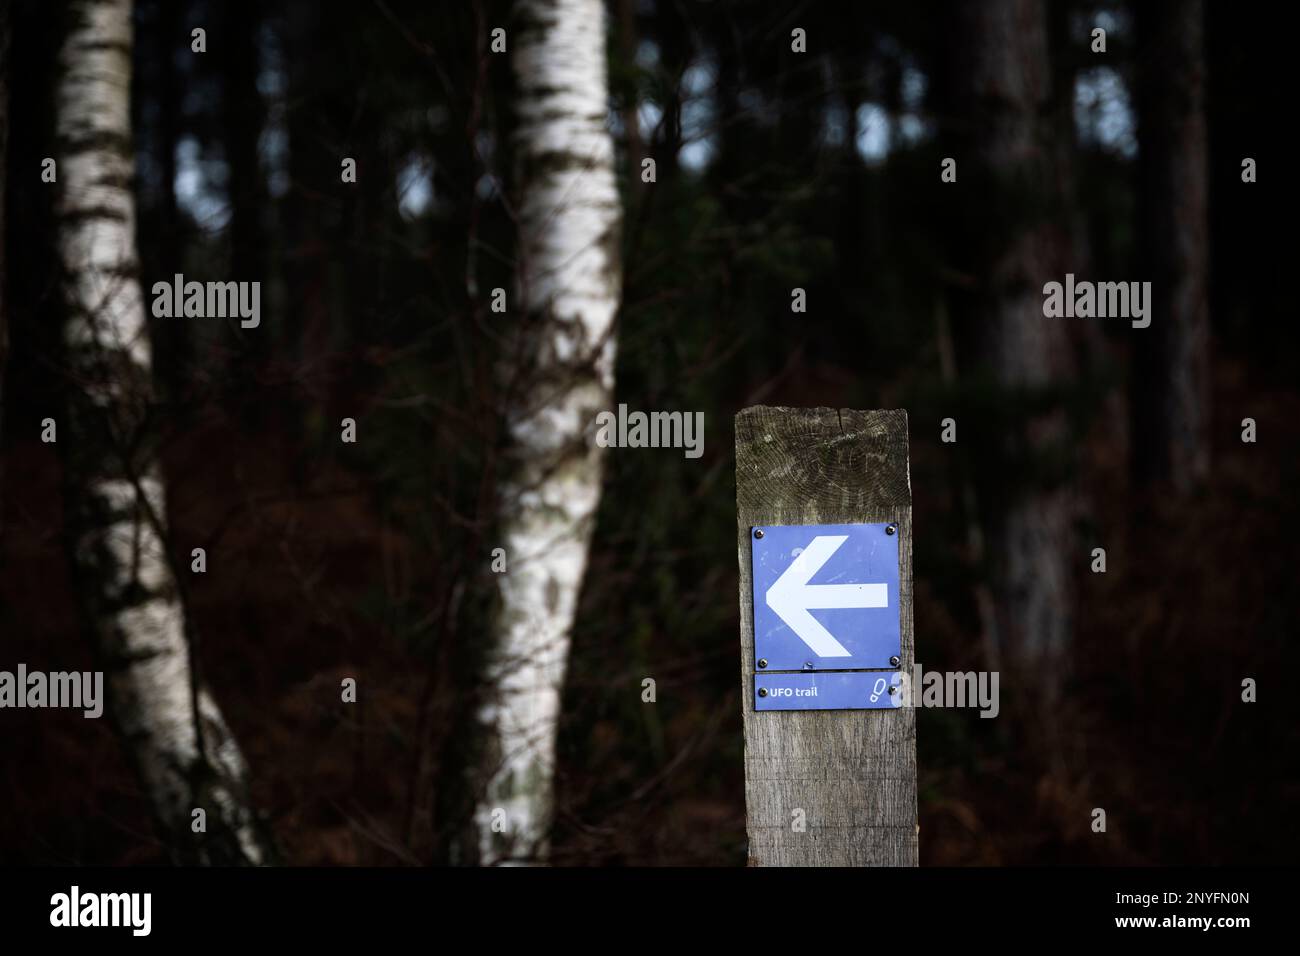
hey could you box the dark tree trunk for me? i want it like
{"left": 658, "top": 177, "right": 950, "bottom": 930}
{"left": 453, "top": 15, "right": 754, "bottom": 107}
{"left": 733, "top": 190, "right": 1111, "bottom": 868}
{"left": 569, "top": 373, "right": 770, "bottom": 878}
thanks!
{"left": 139, "top": 0, "right": 189, "bottom": 408}
{"left": 616, "top": 0, "right": 643, "bottom": 193}
{"left": 222, "top": 0, "right": 265, "bottom": 286}
{"left": 0, "top": 0, "right": 9, "bottom": 525}
{"left": 219, "top": 0, "right": 267, "bottom": 412}
{"left": 281, "top": 2, "right": 355, "bottom": 390}
{"left": 651, "top": 0, "right": 686, "bottom": 182}
{"left": 282, "top": 0, "right": 320, "bottom": 367}
{"left": 1133, "top": 0, "right": 1211, "bottom": 491}
{"left": 937, "top": 0, "right": 1078, "bottom": 704}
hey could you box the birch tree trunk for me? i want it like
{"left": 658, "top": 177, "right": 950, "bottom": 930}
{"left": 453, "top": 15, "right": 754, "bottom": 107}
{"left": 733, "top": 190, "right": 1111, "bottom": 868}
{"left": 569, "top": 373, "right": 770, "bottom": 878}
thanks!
{"left": 1133, "top": 0, "right": 1211, "bottom": 491}
{"left": 470, "top": 0, "right": 622, "bottom": 865}
{"left": 55, "top": 0, "right": 273, "bottom": 865}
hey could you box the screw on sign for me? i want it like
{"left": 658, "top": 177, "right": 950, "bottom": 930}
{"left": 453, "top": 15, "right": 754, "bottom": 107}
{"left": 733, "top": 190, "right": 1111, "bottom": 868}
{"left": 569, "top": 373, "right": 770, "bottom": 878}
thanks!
{"left": 750, "top": 522, "right": 901, "bottom": 674}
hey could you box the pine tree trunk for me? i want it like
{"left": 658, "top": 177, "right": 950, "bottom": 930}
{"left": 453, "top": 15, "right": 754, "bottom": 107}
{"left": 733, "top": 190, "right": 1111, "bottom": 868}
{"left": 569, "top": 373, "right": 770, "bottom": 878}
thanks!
{"left": 0, "top": 0, "right": 9, "bottom": 526}
{"left": 941, "top": 0, "right": 1078, "bottom": 702}
{"left": 1133, "top": 0, "right": 1211, "bottom": 491}
{"left": 141, "top": 0, "right": 188, "bottom": 409}
{"left": 221, "top": 0, "right": 264, "bottom": 287}
{"left": 470, "top": 0, "right": 622, "bottom": 865}
{"left": 54, "top": 0, "right": 274, "bottom": 865}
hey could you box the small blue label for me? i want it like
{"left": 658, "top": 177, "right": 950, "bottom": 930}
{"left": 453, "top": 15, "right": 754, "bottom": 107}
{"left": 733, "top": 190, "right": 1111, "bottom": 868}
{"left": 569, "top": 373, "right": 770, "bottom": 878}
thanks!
{"left": 755, "top": 671, "right": 904, "bottom": 711}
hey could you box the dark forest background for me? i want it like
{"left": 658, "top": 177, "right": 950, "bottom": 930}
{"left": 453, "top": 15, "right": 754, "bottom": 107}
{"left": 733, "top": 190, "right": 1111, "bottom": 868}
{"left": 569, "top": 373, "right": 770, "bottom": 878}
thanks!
{"left": 1, "top": 0, "right": 1297, "bottom": 865}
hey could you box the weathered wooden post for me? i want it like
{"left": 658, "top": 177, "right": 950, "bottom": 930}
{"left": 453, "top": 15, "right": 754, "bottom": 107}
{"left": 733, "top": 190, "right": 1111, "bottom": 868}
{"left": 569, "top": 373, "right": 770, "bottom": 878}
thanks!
{"left": 735, "top": 406, "right": 917, "bottom": 866}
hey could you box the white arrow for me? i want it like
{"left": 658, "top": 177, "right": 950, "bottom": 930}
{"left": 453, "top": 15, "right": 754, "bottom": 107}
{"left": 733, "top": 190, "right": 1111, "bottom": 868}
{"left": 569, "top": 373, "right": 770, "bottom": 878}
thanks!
{"left": 765, "top": 535, "right": 888, "bottom": 657}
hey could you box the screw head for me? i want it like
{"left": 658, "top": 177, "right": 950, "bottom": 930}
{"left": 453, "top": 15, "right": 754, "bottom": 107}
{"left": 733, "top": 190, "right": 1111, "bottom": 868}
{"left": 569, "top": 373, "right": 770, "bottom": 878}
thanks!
{"left": 757, "top": 658, "right": 768, "bottom": 669}
{"left": 803, "top": 661, "right": 814, "bottom": 670}
{"left": 753, "top": 528, "right": 764, "bottom": 539}
{"left": 889, "top": 655, "right": 901, "bottom": 667}
{"left": 886, "top": 524, "right": 897, "bottom": 535}
{"left": 888, "top": 686, "right": 897, "bottom": 695}
{"left": 758, "top": 688, "right": 768, "bottom": 698}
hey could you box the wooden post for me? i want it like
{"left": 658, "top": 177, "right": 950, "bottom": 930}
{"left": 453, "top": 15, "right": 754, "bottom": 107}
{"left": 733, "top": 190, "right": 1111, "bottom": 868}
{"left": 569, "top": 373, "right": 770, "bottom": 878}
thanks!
{"left": 735, "top": 406, "right": 917, "bottom": 866}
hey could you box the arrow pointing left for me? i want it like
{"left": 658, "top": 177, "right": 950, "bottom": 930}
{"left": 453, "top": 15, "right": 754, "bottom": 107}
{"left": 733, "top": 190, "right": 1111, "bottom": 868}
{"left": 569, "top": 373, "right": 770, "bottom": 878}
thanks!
{"left": 765, "top": 534, "right": 888, "bottom": 657}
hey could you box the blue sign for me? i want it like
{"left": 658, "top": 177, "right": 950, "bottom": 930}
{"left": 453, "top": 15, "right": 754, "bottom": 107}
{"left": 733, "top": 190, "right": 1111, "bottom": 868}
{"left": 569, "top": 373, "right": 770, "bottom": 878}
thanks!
{"left": 755, "top": 671, "right": 903, "bottom": 711}
{"left": 751, "top": 522, "right": 901, "bottom": 672}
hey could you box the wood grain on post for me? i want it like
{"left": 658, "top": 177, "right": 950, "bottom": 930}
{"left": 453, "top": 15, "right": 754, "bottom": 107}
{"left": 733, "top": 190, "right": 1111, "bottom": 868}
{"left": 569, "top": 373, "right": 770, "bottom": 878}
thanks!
{"left": 735, "top": 406, "right": 918, "bottom": 866}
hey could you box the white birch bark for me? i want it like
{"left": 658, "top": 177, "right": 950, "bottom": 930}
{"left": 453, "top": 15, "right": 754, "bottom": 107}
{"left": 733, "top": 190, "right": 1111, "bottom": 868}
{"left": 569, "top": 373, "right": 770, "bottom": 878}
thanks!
{"left": 55, "top": 0, "right": 271, "bottom": 864}
{"left": 472, "top": 0, "right": 622, "bottom": 864}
